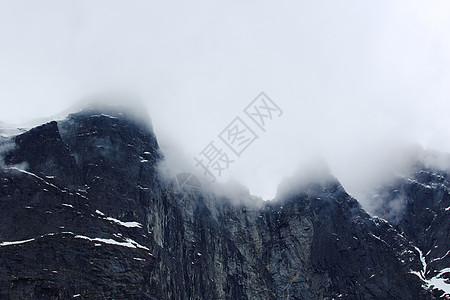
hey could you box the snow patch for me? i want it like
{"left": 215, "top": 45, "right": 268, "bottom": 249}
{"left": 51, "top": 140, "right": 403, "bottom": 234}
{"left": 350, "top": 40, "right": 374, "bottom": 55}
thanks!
{"left": 105, "top": 217, "right": 143, "bottom": 228}
{"left": 0, "top": 232, "right": 60, "bottom": 247}
{"left": 370, "top": 233, "right": 387, "bottom": 245}
{"left": 74, "top": 235, "right": 150, "bottom": 252}
{"left": 427, "top": 268, "right": 450, "bottom": 296}
{"left": 0, "top": 238, "right": 35, "bottom": 246}
{"left": 96, "top": 209, "right": 143, "bottom": 228}
{"left": 413, "top": 245, "right": 428, "bottom": 278}
{"left": 431, "top": 250, "right": 450, "bottom": 263}
{"left": 410, "top": 246, "right": 450, "bottom": 296}
{"left": 125, "top": 238, "right": 150, "bottom": 250}
{"left": 9, "top": 167, "right": 62, "bottom": 191}
{"left": 74, "top": 235, "right": 137, "bottom": 248}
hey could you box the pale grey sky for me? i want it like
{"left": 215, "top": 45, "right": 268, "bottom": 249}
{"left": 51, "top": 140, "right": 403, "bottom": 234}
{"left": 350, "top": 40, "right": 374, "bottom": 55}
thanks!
{"left": 1, "top": 0, "right": 450, "bottom": 207}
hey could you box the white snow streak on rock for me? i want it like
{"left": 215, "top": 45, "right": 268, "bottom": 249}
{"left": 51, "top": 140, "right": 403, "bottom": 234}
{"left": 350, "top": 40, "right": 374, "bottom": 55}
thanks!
{"left": 105, "top": 217, "right": 143, "bottom": 228}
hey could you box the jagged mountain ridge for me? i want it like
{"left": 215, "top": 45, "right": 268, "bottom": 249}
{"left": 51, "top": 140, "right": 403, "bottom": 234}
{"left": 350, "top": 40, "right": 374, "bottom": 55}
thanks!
{"left": 373, "top": 168, "right": 450, "bottom": 298}
{"left": 0, "top": 108, "right": 445, "bottom": 299}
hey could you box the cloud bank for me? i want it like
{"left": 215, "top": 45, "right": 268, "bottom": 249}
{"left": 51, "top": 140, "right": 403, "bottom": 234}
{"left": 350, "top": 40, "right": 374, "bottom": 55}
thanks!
{"left": 1, "top": 0, "right": 450, "bottom": 213}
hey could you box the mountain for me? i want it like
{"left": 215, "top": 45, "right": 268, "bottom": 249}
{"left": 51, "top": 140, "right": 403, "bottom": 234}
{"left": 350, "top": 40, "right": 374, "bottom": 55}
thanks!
{"left": 0, "top": 107, "right": 445, "bottom": 299}
{"left": 373, "top": 166, "right": 450, "bottom": 299}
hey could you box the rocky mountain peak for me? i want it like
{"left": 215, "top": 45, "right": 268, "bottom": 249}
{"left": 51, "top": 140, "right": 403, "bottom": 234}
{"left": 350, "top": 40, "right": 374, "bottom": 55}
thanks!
{"left": 0, "top": 108, "right": 445, "bottom": 299}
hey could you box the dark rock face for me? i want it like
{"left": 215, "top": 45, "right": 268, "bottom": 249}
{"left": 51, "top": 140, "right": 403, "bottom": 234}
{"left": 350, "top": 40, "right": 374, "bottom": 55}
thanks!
{"left": 0, "top": 108, "right": 440, "bottom": 299}
{"left": 5, "top": 121, "right": 81, "bottom": 187}
{"left": 374, "top": 169, "right": 450, "bottom": 299}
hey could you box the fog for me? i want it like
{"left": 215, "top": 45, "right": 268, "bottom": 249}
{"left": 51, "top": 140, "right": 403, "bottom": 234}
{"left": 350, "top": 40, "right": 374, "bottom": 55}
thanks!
{"left": 1, "top": 0, "right": 450, "bottom": 212}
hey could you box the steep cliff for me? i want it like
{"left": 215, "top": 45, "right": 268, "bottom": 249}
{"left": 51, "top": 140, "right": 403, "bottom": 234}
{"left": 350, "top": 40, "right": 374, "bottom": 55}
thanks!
{"left": 0, "top": 108, "right": 439, "bottom": 299}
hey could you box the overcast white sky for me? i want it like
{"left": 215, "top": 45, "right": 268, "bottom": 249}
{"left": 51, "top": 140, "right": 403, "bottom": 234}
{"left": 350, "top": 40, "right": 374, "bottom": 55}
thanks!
{"left": 1, "top": 1, "right": 450, "bottom": 207}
